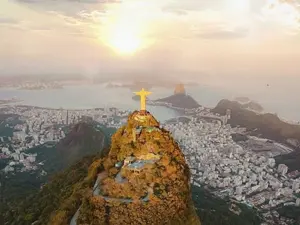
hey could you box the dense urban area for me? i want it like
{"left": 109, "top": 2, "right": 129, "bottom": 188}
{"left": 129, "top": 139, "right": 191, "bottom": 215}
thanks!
{"left": 1, "top": 105, "right": 300, "bottom": 225}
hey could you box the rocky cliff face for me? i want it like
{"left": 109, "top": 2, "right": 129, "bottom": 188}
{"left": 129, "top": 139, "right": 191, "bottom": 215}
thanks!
{"left": 66, "top": 110, "right": 201, "bottom": 225}
{"left": 174, "top": 83, "right": 186, "bottom": 95}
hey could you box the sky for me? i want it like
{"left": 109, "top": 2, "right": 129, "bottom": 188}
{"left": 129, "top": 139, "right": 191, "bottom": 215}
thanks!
{"left": 1, "top": 0, "right": 300, "bottom": 89}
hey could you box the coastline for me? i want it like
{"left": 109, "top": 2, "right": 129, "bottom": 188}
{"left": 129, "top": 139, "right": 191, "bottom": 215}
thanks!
{"left": 0, "top": 99, "right": 23, "bottom": 105}
{"left": 147, "top": 100, "right": 186, "bottom": 112}
{"left": 18, "top": 87, "right": 64, "bottom": 91}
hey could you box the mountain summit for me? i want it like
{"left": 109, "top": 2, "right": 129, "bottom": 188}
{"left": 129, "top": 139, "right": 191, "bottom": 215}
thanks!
{"left": 174, "top": 83, "right": 186, "bottom": 95}
{"left": 155, "top": 84, "right": 200, "bottom": 109}
{"left": 56, "top": 110, "right": 201, "bottom": 225}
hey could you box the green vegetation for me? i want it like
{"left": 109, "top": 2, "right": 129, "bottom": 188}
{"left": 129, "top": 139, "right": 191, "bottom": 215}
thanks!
{"left": 277, "top": 205, "right": 300, "bottom": 222}
{"left": 1, "top": 122, "right": 110, "bottom": 225}
{"left": 0, "top": 114, "right": 23, "bottom": 138}
{"left": 1, "top": 122, "right": 108, "bottom": 205}
{"left": 275, "top": 151, "right": 300, "bottom": 172}
{"left": 192, "top": 186, "right": 262, "bottom": 225}
{"left": 3, "top": 154, "right": 102, "bottom": 225}
{"left": 2, "top": 171, "right": 44, "bottom": 204}
{"left": 26, "top": 143, "right": 62, "bottom": 173}
{"left": 24, "top": 122, "right": 109, "bottom": 174}
{"left": 55, "top": 122, "right": 107, "bottom": 167}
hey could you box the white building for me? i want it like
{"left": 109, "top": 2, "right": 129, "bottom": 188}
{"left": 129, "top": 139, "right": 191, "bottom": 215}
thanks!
{"left": 11, "top": 153, "right": 19, "bottom": 161}
{"left": 292, "top": 180, "right": 300, "bottom": 191}
{"left": 278, "top": 164, "right": 288, "bottom": 176}
{"left": 27, "top": 155, "right": 36, "bottom": 163}
{"left": 4, "top": 165, "right": 14, "bottom": 173}
{"left": 268, "top": 158, "right": 276, "bottom": 168}
{"left": 2, "top": 147, "right": 10, "bottom": 155}
{"left": 20, "top": 153, "right": 25, "bottom": 161}
{"left": 13, "top": 131, "right": 26, "bottom": 141}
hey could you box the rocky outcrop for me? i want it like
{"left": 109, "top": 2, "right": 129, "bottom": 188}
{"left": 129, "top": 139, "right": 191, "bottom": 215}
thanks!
{"left": 174, "top": 84, "right": 186, "bottom": 95}
{"left": 155, "top": 94, "right": 200, "bottom": 109}
{"left": 243, "top": 101, "right": 264, "bottom": 112}
{"left": 70, "top": 110, "right": 201, "bottom": 225}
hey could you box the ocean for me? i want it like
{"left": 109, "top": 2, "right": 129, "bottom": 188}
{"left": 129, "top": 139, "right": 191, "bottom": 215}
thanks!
{"left": 0, "top": 83, "right": 299, "bottom": 122}
{"left": 0, "top": 85, "right": 180, "bottom": 122}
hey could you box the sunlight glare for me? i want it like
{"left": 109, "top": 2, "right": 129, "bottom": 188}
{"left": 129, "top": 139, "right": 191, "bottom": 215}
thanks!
{"left": 262, "top": 0, "right": 300, "bottom": 31}
{"left": 99, "top": 0, "right": 158, "bottom": 55}
{"left": 110, "top": 26, "right": 141, "bottom": 54}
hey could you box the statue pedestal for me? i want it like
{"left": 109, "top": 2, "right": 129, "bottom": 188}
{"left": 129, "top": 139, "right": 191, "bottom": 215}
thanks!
{"left": 139, "top": 110, "right": 147, "bottom": 115}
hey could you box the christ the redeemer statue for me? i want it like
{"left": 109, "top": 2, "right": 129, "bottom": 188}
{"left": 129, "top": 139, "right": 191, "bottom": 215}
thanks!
{"left": 134, "top": 88, "right": 152, "bottom": 111}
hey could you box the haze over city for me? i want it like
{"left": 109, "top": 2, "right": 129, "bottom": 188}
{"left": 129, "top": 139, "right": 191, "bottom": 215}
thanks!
{"left": 1, "top": 0, "right": 300, "bottom": 89}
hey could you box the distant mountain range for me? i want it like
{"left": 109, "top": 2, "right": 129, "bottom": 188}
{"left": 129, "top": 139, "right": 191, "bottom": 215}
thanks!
{"left": 213, "top": 99, "right": 300, "bottom": 144}
{"left": 212, "top": 99, "right": 300, "bottom": 172}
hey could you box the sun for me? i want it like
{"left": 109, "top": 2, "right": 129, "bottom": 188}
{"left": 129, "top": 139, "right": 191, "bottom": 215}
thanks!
{"left": 109, "top": 26, "right": 142, "bottom": 54}
{"left": 97, "top": 0, "right": 158, "bottom": 55}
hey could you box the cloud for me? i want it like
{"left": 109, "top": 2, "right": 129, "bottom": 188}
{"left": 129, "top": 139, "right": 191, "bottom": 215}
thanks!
{"left": 14, "top": 0, "right": 122, "bottom": 4}
{"left": 10, "top": 0, "right": 300, "bottom": 42}
{"left": 77, "top": 10, "right": 107, "bottom": 23}
{"left": 0, "top": 17, "right": 20, "bottom": 24}
{"left": 12, "top": 0, "right": 254, "bottom": 41}
{"left": 196, "top": 27, "right": 249, "bottom": 39}
{"left": 23, "top": 20, "right": 94, "bottom": 37}
{"left": 12, "top": 0, "right": 120, "bottom": 21}
{"left": 26, "top": 25, "right": 52, "bottom": 31}
{"left": 47, "top": 11, "right": 85, "bottom": 25}
{"left": 13, "top": 0, "right": 118, "bottom": 27}
{"left": 259, "top": 0, "right": 300, "bottom": 33}
{"left": 162, "top": 0, "right": 221, "bottom": 12}
{"left": 161, "top": 8, "right": 188, "bottom": 16}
